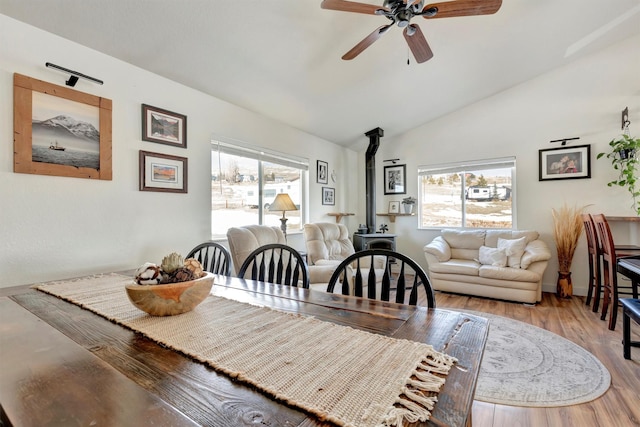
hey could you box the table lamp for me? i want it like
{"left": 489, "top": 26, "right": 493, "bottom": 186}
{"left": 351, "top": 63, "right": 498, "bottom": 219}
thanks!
{"left": 269, "top": 193, "right": 298, "bottom": 237}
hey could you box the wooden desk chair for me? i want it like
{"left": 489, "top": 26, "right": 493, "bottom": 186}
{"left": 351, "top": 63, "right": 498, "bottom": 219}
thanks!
{"left": 238, "top": 243, "right": 309, "bottom": 288}
{"left": 326, "top": 249, "right": 436, "bottom": 307}
{"left": 592, "top": 214, "right": 640, "bottom": 330}
{"left": 186, "top": 242, "right": 232, "bottom": 276}
{"left": 621, "top": 298, "right": 640, "bottom": 359}
{"left": 582, "top": 214, "right": 601, "bottom": 310}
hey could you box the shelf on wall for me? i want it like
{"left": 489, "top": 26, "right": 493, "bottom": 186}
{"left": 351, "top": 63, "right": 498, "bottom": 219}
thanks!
{"left": 327, "top": 213, "right": 355, "bottom": 223}
{"left": 376, "top": 213, "right": 415, "bottom": 223}
{"left": 607, "top": 216, "right": 640, "bottom": 222}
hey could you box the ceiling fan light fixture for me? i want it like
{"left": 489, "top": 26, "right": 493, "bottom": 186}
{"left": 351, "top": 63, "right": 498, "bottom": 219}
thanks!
{"left": 323, "top": 0, "right": 502, "bottom": 63}
{"left": 422, "top": 6, "right": 438, "bottom": 17}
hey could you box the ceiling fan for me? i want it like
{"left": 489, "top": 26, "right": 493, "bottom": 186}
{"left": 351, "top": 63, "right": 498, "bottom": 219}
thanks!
{"left": 321, "top": 0, "right": 502, "bottom": 63}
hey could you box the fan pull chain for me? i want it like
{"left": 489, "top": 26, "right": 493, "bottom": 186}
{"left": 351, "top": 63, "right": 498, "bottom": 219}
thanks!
{"left": 407, "top": 48, "right": 410, "bottom": 65}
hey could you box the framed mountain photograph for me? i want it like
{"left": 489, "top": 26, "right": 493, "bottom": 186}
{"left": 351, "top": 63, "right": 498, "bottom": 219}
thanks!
{"left": 13, "top": 73, "right": 112, "bottom": 180}
{"left": 142, "top": 104, "right": 187, "bottom": 148}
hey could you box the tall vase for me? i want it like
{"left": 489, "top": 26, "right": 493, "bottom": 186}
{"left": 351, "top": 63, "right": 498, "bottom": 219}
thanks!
{"left": 556, "top": 271, "right": 573, "bottom": 298}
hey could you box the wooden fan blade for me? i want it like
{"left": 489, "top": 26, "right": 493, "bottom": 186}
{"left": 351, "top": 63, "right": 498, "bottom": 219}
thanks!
{"left": 423, "top": 0, "right": 502, "bottom": 19}
{"left": 342, "top": 25, "right": 391, "bottom": 60}
{"left": 403, "top": 25, "right": 433, "bottom": 63}
{"left": 321, "top": 0, "right": 388, "bottom": 15}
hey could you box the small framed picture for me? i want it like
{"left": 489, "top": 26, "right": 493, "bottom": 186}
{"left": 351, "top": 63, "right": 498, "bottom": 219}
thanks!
{"left": 384, "top": 164, "right": 406, "bottom": 195}
{"left": 539, "top": 145, "right": 591, "bottom": 181}
{"left": 317, "top": 160, "right": 328, "bottom": 184}
{"left": 322, "top": 187, "right": 335, "bottom": 205}
{"left": 139, "top": 150, "right": 188, "bottom": 193}
{"left": 388, "top": 201, "right": 400, "bottom": 214}
{"left": 142, "top": 104, "right": 187, "bottom": 148}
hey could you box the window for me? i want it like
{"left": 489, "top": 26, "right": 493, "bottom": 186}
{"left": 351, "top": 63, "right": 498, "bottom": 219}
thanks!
{"left": 211, "top": 138, "right": 308, "bottom": 238}
{"left": 418, "top": 157, "right": 515, "bottom": 229}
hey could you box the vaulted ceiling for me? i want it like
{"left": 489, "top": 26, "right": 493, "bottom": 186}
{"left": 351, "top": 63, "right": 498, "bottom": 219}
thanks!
{"left": 2, "top": 0, "right": 639, "bottom": 148}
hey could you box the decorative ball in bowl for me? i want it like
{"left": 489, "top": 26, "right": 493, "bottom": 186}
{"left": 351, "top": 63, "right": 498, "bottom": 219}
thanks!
{"left": 125, "top": 272, "right": 215, "bottom": 316}
{"left": 126, "top": 253, "right": 214, "bottom": 316}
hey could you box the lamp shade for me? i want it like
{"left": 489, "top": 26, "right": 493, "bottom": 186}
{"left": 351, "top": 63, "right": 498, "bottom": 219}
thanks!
{"left": 269, "top": 193, "right": 297, "bottom": 212}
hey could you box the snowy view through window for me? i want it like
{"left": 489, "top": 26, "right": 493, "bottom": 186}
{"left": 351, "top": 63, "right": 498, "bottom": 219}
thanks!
{"left": 419, "top": 161, "right": 514, "bottom": 229}
{"left": 211, "top": 150, "right": 303, "bottom": 238}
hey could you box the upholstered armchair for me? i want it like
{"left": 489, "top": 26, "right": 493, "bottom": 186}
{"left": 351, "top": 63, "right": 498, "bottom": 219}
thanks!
{"left": 226, "top": 225, "right": 286, "bottom": 275}
{"left": 303, "top": 222, "right": 384, "bottom": 293}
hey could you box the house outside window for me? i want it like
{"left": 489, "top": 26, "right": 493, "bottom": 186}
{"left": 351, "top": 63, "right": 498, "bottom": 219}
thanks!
{"left": 418, "top": 157, "right": 516, "bottom": 229}
{"left": 211, "top": 138, "right": 308, "bottom": 238}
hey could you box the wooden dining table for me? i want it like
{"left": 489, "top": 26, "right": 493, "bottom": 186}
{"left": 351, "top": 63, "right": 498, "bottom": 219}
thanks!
{"left": 0, "top": 273, "right": 488, "bottom": 427}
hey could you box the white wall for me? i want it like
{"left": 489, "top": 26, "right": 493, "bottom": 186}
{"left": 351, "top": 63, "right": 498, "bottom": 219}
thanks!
{"left": 370, "top": 33, "right": 640, "bottom": 296}
{"left": 0, "top": 15, "right": 357, "bottom": 288}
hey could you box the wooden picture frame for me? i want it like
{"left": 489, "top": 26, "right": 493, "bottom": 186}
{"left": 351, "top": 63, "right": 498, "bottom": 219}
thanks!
{"left": 142, "top": 104, "right": 187, "bottom": 148}
{"left": 322, "top": 187, "right": 335, "bottom": 205}
{"left": 539, "top": 145, "right": 591, "bottom": 181}
{"left": 388, "top": 201, "right": 400, "bottom": 214}
{"left": 139, "top": 150, "right": 188, "bottom": 193}
{"left": 384, "top": 164, "right": 406, "bottom": 195}
{"left": 13, "top": 73, "right": 112, "bottom": 180}
{"left": 317, "top": 160, "right": 328, "bottom": 184}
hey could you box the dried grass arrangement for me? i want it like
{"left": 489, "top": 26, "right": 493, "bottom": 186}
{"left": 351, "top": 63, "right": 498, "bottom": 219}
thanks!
{"left": 551, "top": 204, "right": 585, "bottom": 297}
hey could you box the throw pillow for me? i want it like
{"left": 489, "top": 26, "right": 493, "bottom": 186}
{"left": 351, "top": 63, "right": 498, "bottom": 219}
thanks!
{"left": 478, "top": 246, "right": 507, "bottom": 267}
{"left": 497, "top": 236, "right": 527, "bottom": 268}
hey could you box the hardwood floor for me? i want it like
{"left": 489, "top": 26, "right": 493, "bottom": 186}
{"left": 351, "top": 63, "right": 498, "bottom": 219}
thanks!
{"left": 432, "top": 291, "right": 640, "bottom": 427}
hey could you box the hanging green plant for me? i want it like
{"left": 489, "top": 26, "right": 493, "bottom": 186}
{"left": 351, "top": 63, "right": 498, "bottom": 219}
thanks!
{"left": 597, "top": 134, "right": 640, "bottom": 216}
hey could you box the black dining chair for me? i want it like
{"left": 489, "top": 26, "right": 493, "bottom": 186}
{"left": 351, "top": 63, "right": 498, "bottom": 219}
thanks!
{"left": 621, "top": 298, "right": 640, "bottom": 359}
{"left": 326, "top": 249, "right": 436, "bottom": 307}
{"left": 186, "top": 242, "right": 232, "bottom": 276}
{"left": 237, "top": 243, "right": 309, "bottom": 288}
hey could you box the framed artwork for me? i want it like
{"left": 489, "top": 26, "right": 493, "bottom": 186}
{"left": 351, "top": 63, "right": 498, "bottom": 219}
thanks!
{"left": 322, "top": 187, "right": 335, "bottom": 205}
{"left": 388, "top": 201, "right": 400, "bottom": 214}
{"left": 539, "top": 145, "right": 591, "bottom": 181}
{"left": 139, "top": 150, "right": 188, "bottom": 193}
{"left": 13, "top": 73, "right": 112, "bottom": 180}
{"left": 384, "top": 164, "right": 406, "bottom": 195}
{"left": 142, "top": 104, "right": 187, "bottom": 148}
{"left": 317, "top": 160, "right": 328, "bottom": 184}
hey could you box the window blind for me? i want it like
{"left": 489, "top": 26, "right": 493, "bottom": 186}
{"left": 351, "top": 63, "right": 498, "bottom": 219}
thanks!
{"left": 418, "top": 157, "right": 515, "bottom": 176}
{"left": 212, "top": 138, "right": 309, "bottom": 171}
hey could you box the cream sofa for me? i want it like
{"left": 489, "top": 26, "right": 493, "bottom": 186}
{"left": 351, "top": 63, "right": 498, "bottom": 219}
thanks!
{"left": 423, "top": 229, "right": 551, "bottom": 303}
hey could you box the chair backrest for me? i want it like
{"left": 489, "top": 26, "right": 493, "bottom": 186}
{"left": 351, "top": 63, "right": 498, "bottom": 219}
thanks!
{"left": 237, "top": 243, "right": 310, "bottom": 288}
{"left": 186, "top": 242, "right": 231, "bottom": 276}
{"left": 327, "top": 249, "right": 436, "bottom": 307}
{"left": 303, "top": 222, "right": 355, "bottom": 265}
{"left": 582, "top": 213, "right": 599, "bottom": 256}
{"left": 592, "top": 214, "right": 616, "bottom": 263}
{"left": 226, "top": 225, "right": 286, "bottom": 274}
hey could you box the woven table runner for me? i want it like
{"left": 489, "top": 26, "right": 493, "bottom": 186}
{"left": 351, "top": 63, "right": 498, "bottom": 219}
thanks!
{"left": 34, "top": 273, "right": 456, "bottom": 427}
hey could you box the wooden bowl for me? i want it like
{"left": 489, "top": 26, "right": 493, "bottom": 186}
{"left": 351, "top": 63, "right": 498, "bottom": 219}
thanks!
{"left": 125, "top": 272, "right": 214, "bottom": 316}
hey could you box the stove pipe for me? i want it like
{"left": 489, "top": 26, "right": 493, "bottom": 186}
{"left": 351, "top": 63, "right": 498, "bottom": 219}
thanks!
{"left": 364, "top": 127, "right": 383, "bottom": 234}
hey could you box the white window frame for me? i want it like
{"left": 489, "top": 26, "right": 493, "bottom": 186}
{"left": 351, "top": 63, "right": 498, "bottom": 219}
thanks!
{"left": 211, "top": 137, "right": 308, "bottom": 238}
{"left": 417, "top": 157, "right": 516, "bottom": 229}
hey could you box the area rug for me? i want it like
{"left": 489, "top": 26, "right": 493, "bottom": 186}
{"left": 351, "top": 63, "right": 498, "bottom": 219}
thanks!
{"left": 464, "top": 310, "right": 611, "bottom": 407}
